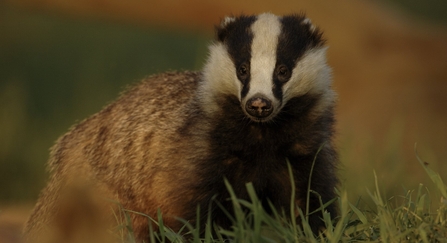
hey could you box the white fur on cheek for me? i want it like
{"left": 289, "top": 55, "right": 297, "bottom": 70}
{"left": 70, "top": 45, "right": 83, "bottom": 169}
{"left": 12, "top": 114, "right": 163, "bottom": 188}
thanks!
{"left": 200, "top": 43, "right": 241, "bottom": 114}
{"left": 283, "top": 47, "right": 332, "bottom": 103}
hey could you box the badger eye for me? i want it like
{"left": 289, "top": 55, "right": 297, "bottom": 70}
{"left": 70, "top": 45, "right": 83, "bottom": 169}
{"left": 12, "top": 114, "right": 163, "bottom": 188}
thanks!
{"left": 277, "top": 65, "right": 290, "bottom": 82}
{"left": 239, "top": 65, "right": 247, "bottom": 75}
{"left": 237, "top": 63, "right": 250, "bottom": 81}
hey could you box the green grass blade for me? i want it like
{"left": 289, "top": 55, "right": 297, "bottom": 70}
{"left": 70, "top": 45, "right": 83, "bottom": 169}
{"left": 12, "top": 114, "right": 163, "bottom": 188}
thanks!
{"left": 305, "top": 143, "right": 326, "bottom": 222}
{"left": 415, "top": 144, "right": 447, "bottom": 198}
{"left": 286, "top": 160, "right": 299, "bottom": 241}
{"left": 349, "top": 202, "right": 368, "bottom": 225}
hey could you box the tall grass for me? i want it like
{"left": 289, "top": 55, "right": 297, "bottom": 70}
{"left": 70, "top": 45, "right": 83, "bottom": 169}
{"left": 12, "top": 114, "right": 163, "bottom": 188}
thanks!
{"left": 116, "top": 152, "right": 447, "bottom": 243}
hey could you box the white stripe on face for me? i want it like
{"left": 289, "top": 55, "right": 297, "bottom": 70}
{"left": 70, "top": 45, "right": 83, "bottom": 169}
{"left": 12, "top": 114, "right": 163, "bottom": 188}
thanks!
{"left": 246, "top": 13, "right": 282, "bottom": 101}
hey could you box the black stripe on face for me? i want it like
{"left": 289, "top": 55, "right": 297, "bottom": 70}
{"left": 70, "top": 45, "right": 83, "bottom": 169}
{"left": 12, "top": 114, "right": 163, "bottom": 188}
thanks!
{"left": 216, "top": 15, "right": 257, "bottom": 98}
{"left": 273, "top": 14, "right": 325, "bottom": 100}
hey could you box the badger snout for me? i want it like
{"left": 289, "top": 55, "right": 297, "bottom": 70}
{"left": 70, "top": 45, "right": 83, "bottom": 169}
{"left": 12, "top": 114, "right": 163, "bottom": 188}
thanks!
{"left": 245, "top": 96, "right": 273, "bottom": 120}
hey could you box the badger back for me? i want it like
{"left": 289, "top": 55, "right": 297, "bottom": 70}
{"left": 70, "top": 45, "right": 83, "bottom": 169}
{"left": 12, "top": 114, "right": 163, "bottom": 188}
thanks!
{"left": 200, "top": 13, "right": 335, "bottom": 122}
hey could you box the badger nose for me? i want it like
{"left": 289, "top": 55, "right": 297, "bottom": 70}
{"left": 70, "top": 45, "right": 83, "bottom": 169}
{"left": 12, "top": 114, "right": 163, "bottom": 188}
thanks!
{"left": 245, "top": 96, "right": 273, "bottom": 118}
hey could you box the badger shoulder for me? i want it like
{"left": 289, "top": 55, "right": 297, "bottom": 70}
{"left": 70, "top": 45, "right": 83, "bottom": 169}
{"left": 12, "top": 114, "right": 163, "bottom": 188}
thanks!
{"left": 48, "top": 71, "right": 202, "bottom": 175}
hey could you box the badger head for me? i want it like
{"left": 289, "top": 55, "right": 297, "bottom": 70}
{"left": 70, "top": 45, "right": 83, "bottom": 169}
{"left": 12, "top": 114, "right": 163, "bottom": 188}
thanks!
{"left": 201, "top": 13, "right": 335, "bottom": 123}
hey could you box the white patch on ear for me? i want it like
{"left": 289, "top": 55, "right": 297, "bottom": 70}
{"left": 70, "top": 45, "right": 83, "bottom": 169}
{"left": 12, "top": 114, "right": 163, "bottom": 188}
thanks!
{"left": 283, "top": 47, "right": 336, "bottom": 113}
{"left": 220, "top": 16, "right": 236, "bottom": 28}
{"left": 244, "top": 13, "right": 281, "bottom": 107}
{"left": 302, "top": 18, "right": 316, "bottom": 32}
{"left": 199, "top": 43, "right": 241, "bottom": 114}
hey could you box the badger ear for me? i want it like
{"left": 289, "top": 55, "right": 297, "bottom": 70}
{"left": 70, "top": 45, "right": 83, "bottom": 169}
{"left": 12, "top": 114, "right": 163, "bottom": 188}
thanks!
{"left": 221, "top": 16, "right": 236, "bottom": 28}
{"left": 301, "top": 17, "right": 317, "bottom": 33}
{"left": 216, "top": 16, "right": 236, "bottom": 42}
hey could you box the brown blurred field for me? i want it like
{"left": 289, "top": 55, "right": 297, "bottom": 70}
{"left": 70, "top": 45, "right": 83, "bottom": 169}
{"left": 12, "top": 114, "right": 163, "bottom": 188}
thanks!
{"left": 1, "top": 0, "right": 447, "bottom": 242}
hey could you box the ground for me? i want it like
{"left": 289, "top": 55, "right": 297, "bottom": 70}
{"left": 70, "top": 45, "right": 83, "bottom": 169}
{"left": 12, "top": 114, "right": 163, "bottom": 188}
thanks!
{"left": 0, "top": 205, "right": 31, "bottom": 243}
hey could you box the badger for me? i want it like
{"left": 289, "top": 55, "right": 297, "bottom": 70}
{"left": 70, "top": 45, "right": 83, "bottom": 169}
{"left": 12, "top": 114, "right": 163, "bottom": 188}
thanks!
{"left": 24, "top": 13, "right": 338, "bottom": 241}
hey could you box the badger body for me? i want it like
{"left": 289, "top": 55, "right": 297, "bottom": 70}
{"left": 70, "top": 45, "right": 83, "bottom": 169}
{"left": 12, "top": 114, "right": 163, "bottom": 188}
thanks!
{"left": 24, "top": 13, "right": 338, "bottom": 241}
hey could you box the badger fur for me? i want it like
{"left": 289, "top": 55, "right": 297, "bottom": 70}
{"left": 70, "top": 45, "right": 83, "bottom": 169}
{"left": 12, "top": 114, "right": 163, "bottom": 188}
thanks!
{"left": 24, "top": 13, "right": 338, "bottom": 241}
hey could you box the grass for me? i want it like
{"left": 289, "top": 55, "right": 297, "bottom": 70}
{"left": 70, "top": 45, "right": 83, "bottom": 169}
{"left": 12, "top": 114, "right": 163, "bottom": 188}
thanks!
{"left": 112, "top": 152, "right": 447, "bottom": 243}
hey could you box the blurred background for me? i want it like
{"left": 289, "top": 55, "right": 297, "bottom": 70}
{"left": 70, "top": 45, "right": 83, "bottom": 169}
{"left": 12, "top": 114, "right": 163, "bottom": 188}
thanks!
{"left": 0, "top": 0, "right": 446, "bottom": 240}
